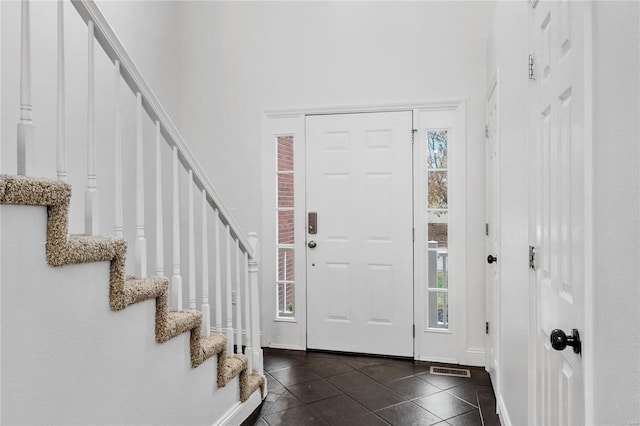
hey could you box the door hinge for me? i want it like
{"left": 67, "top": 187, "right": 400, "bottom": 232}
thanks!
{"left": 528, "top": 54, "right": 535, "bottom": 80}
{"left": 486, "top": 321, "right": 489, "bottom": 335}
{"left": 485, "top": 124, "right": 489, "bottom": 138}
{"left": 529, "top": 245, "right": 536, "bottom": 269}
{"left": 412, "top": 227, "right": 415, "bottom": 242}
{"left": 485, "top": 223, "right": 489, "bottom": 237}
{"left": 413, "top": 324, "right": 416, "bottom": 338}
{"left": 411, "top": 129, "right": 417, "bottom": 144}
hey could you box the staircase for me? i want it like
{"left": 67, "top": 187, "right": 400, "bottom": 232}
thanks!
{"left": 1, "top": 1, "right": 265, "bottom": 424}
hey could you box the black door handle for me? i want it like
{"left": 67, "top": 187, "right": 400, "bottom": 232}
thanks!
{"left": 487, "top": 255, "right": 498, "bottom": 264}
{"left": 550, "top": 329, "right": 581, "bottom": 355}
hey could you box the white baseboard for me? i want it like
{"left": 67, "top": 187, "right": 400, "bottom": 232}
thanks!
{"left": 497, "top": 393, "right": 512, "bottom": 426}
{"left": 415, "top": 355, "right": 459, "bottom": 364}
{"left": 216, "top": 391, "right": 262, "bottom": 426}
{"left": 465, "top": 347, "right": 486, "bottom": 367}
{"left": 268, "top": 343, "right": 306, "bottom": 351}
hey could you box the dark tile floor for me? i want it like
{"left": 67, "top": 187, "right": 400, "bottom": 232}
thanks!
{"left": 242, "top": 349, "right": 501, "bottom": 426}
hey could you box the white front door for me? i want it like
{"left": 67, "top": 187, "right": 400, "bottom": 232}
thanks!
{"left": 305, "top": 111, "right": 414, "bottom": 357}
{"left": 531, "top": 0, "right": 588, "bottom": 423}
{"left": 485, "top": 77, "right": 500, "bottom": 381}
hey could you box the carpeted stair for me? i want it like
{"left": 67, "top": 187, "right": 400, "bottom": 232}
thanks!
{"left": 0, "top": 174, "right": 265, "bottom": 403}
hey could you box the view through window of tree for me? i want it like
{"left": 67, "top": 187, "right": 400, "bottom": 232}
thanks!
{"left": 427, "top": 130, "right": 449, "bottom": 329}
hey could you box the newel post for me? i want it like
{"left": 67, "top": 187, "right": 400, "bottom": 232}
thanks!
{"left": 248, "top": 232, "right": 263, "bottom": 374}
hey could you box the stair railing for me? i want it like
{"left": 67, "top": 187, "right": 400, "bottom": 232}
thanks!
{"left": 12, "top": 0, "right": 263, "bottom": 376}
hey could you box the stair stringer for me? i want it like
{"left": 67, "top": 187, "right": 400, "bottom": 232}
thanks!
{"left": 0, "top": 175, "right": 265, "bottom": 415}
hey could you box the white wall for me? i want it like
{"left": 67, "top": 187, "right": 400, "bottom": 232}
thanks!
{"left": 1, "top": 205, "right": 239, "bottom": 425}
{"left": 486, "top": 2, "right": 530, "bottom": 425}
{"left": 179, "top": 0, "right": 495, "bottom": 358}
{"left": 591, "top": 2, "right": 640, "bottom": 423}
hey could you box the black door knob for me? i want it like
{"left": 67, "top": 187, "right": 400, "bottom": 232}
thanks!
{"left": 487, "top": 255, "right": 498, "bottom": 264}
{"left": 550, "top": 329, "right": 581, "bottom": 355}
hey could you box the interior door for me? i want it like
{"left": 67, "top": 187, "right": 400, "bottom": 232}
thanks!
{"left": 531, "top": 1, "right": 587, "bottom": 423}
{"left": 306, "top": 111, "right": 414, "bottom": 357}
{"left": 485, "top": 77, "right": 500, "bottom": 381}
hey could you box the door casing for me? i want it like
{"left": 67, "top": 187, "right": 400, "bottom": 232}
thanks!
{"left": 261, "top": 101, "right": 469, "bottom": 364}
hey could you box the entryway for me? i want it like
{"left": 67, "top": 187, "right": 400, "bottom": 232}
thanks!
{"left": 262, "top": 102, "right": 468, "bottom": 365}
{"left": 305, "top": 111, "right": 414, "bottom": 357}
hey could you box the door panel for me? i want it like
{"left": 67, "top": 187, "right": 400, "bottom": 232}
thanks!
{"left": 306, "top": 111, "right": 413, "bottom": 357}
{"left": 531, "top": 1, "right": 586, "bottom": 423}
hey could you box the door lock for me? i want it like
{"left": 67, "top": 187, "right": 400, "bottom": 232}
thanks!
{"left": 308, "top": 240, "right": 317, "bottom": 249}
{"left": 308, "top": 212, "right": 318, "bottom": 234}
{"left": 487, "top": 254, "right": 498, "bottom": 264}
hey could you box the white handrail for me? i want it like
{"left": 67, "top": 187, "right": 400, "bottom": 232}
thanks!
{"left": 70, "top": 0, "right": 254, "bottom": 258}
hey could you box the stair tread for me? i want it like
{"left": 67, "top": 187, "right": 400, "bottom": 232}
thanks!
{"left": 53, "top": 234, "right": 125, "bottom": 265}
{"left": 219, "top": 353, "right": 248, "bottom": 386}
{"left": 124, "top": 276, "right": 168, "bottom": 307}
{"left": 241, "top": 372, "right": 266, "bottom": 402}
{"left": 0, "top": 175, "right": 69, "bottom": 206}
{"left": 157, "top": 310, "right": 202, "bottom": 343}
{"left": 201, "top": 333, "right": 226, "bottom": 360}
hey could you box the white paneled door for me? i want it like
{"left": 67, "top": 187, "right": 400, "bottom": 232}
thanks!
{"left": 306, "top": 111, "right": 414, "bottom": 357}
{"left": 531, "top": 0, "right": 589, "bottom": 424}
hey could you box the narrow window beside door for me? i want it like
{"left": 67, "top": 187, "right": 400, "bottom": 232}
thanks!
{"left": 427, "top": 130, "right": 449, "bottom": 329}
{"left": 276, "top": 136, "right": 295, "bottom": 318}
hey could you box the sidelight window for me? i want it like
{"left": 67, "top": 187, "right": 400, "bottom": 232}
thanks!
{"left": 427, "top": 130, "right": 449, "bottom": 329}
{"left": 276, "top": 136, "right": 295, "bottom": 318}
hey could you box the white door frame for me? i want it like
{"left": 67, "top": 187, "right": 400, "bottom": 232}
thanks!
{"left": 485, "top": 70, "right": 501, "bottom": 393}
{"left": 261, "top": 100, "right": 467, "bottom": 363}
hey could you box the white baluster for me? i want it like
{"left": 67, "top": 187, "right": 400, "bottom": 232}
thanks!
{"left": 225, "top": 225, "right": 234, "bottom": 356}
{"left": 243, "top": 250, "right": 253, "bottom": 372}
{"left": 155, "top": 121, "right": 163, "bottom": 276}
{"left": 171, "top": 146, "right": 182, "bottom": 310}
{"left": 17, "top": 0, "right": 34, "bottom": 176}
{"left": 201, "top": 189, "right": 210, "bottom": 336}
{"left": 135, "top": 92, "right": 146, "bottom": 278}
{"left": 188, "top": 170, "right": 196, "bottom": 310}
{"left": 56, "top": 0, "right": 66, "bottom": 182}
{"left": 235, "top": 241, "right": 243, "bottom": 354}
{"left": 214, "top": 210, "right": 222, "bottom": 333}
{"left": 113, "top": 60, "right": 123, "bottom": 239}
{"left": 248, "top": 233, "right": 263, "bottom": 374}
{"left": 85, "top": 20, "right": 98, "bottom": 235}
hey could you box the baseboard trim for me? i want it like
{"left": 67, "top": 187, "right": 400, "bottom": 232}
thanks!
{"left": 496, "top": 393, "right": 512, "bottom": 426}
{"left": 268, "top": 343, "right": 306, "bottom": 351}
{"left": 465, "top": 347, "right": 486, "bottom": 367}
{"left": 216, "top": 390, "right": 262, "bottom": 426}
{"left": 415, "top": 355, "right": 458, "bottom": 364}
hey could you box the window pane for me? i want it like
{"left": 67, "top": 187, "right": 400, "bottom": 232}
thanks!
{"left": 278, "top": 282, "right": 295, "bottom": 316}
{"left": 278, "top": 248, "right": 295, "bottom": 281}
{"left": 278, "top": 210, "right": 294, "bottom": 244}
{"left": 427, "top": 131, "right": 448, "bottom": 169}
{"left": 428, "top": 291, "right": 449, "bottom": 329}
{"left": 428, "top": 222, "right": 448, "bottom": 248}
{"left": 277, "top": 136, "right": 294, "bottom": 172}
{"left": 278, "top": 173, "right": 294, "bottom": 208}
{"left": 428, "top": 171, "right": 448, "bottom": 209}
{"left": 427, "top": 247, "right": 448, "bottom": 289}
